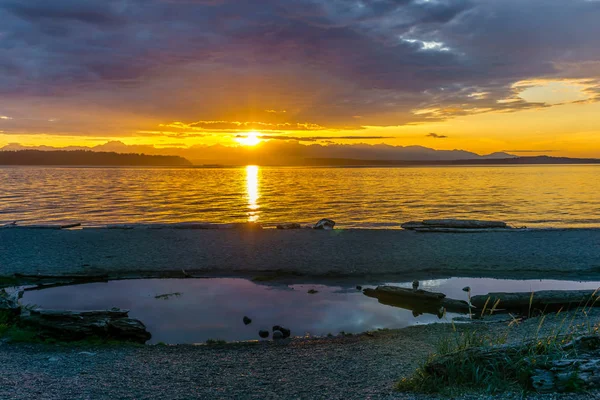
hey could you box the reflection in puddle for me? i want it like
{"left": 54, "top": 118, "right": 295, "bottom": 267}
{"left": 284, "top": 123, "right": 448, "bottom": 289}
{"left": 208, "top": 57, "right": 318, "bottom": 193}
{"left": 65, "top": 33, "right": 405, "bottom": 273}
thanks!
{"left": 21, "top": 277, "right": 600, "bottom": 344}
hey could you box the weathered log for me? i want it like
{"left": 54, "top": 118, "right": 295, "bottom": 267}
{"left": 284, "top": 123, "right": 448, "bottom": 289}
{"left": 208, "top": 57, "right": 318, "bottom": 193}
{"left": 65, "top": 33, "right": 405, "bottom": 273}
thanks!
{"left": 401, "top": 219, "right": 511, "bottom": 231}
{"left": 14, "top": 273, "right": 108, "bottom": 281}
{"left": 276, "top": 223, "right": 302, "bottom": 230}
{"left": 8, "top": 223, "right": 81, "bottom": 229}
{"left": 471, "top": 290, "right": 599, "bottom": 312}
{"left": 423, "top": 219, "right": 508, "bottom": 229}
{"left": 103, "top": 222, "right": 262, "bottom": 230}
{"left": 19, "top": 308, "right": 151, "bottom": 343}
{"left": 412, "top": 227, "right": 517, "bottom": 233}
{"left": 367, "top": 286, "right": 446, "bottom": 301}
{"left": 363, "top": 286, "right": 471, "bottom": 315}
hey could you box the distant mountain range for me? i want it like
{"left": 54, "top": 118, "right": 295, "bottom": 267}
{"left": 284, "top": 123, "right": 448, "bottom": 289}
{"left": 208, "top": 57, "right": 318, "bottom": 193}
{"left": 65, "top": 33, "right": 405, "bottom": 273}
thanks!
{"left": 0, "top": 141, "right": 516, "bottom": 165}
{"left": 1, "top": 142, "right": 599, "bottom": 166}
{"left": 303, "top": 156, "right": 600, "bottom": 166}
{"left": 0, "top": 150, "right": 191, "bottom": 166}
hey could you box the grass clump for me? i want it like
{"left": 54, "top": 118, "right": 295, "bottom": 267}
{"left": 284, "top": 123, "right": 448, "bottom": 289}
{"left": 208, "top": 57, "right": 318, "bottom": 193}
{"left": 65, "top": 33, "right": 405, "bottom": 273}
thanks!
{"left": 397, "top": 290, "right": 600, "bottom": 395}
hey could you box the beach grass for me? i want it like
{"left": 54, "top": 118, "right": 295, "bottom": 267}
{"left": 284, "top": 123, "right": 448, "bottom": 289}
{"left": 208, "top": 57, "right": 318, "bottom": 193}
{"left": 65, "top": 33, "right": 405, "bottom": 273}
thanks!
{"left": 396, "top": 292, "right": 600, "bottom": 395}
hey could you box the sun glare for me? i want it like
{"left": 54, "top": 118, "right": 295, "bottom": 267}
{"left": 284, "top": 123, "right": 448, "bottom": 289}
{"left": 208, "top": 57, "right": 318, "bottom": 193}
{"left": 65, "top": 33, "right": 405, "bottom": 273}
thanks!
{"left": 236, "top": 131, "right": 261, "bottom": 146}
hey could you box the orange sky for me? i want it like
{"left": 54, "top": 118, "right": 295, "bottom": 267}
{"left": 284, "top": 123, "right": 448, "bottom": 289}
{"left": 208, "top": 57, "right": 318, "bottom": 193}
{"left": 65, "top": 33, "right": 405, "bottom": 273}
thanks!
{"left": 1, "top": 0, "right": 599, "bottom": 158}
{"left": 2, "top": 83, "right": 599, "bottom": 158}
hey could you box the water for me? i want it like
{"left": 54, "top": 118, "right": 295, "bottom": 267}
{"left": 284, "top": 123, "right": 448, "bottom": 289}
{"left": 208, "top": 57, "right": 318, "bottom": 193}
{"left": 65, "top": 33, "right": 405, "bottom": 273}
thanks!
{"left": 2, "top": 165, "right": 600, "bottom": 228}
{"left": 21, "top": 277, "right": 600, "bottom": 344}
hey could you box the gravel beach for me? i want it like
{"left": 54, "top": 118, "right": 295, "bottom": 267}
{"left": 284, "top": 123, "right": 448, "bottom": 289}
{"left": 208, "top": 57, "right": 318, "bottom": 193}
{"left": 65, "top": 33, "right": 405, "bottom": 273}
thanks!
{"left": 2, "top": 228, "right": 600, "bottom": 398}
{"left": 1, "top": 228, "right": 600, "bottom": 279}
{"left": 1, "top": 311, "right": 600, "bottom": 400}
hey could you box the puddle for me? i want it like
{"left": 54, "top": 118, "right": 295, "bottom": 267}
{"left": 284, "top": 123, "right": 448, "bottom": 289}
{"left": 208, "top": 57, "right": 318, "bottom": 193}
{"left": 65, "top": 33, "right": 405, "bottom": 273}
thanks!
{"left": 21, "top": 277, "right": 600, "bottom": 344}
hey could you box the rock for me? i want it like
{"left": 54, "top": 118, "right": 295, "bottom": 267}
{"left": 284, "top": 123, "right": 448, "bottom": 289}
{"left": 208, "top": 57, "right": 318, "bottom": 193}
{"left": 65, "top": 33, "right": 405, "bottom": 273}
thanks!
{"left": 272, "top": 325, "right": 290, "bottom": 338}
{"left": 276, "top": 223, "right": 302, "bottom": 230}
{"left": 107, "top": 318, "right": 152, "bottom": 343}
{"left": 531, "top": 370, "right": 557, "bottom": 393}
{"left": 258, "top": 330, "right": 269, "bottom": 339}
{"left": 412, "top": 280, "right": 419, "bottom": 290}
{"left": 313, "top": 218, "right": 335, "bottom": 230}
{"left": 356, "top": 285, "right": 362, "bottom": 291}
{"left": 243, "top": 316, "right": 252, "bottom": 325}
{"left": 19, "top": 308, "right": 151, "bottom": 343}
{"left": 272, "top": 330, "right": 284, "bottom": 340}
{"left": 307, "top": 289, "right": 318, "bottom": 294}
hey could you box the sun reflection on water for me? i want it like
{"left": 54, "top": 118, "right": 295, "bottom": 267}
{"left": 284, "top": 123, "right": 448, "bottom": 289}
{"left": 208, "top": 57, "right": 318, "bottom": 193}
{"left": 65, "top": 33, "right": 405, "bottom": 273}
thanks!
{"left": 246, "top": 165, "right": 259, "bottom": 222}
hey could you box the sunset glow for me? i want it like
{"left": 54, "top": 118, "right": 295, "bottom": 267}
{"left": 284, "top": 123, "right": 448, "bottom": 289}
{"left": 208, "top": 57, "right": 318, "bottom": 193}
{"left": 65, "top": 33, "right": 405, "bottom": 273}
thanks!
{"left": 236, "top": 132, "right": 262, "bottom": 147}
{"left": 245, "top": 165, "right": 259, "bottom": 222}
{"left": 0, "top": 0, "right": 599, "bottom": 160}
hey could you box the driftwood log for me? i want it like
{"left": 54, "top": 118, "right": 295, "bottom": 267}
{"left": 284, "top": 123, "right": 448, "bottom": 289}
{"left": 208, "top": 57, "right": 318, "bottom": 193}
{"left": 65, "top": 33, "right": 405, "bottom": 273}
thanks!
{"left": 19, "top": 308, "right": 152, "bottom": 343}
{"left": 401, "top": 219, "right": 515, "bottom": 232}
{"left": 2, "top": 223, "right": 81, "bottom": 229}
{"left": 471, "top": 290, "right": 599, "bottom": 313}
{"left": 102, "top": 222, "right": 262, "bottom": 230}
{"left": 424, "top": 334, "right": 600, "bottom": 393}
{"left": 364, "top": 286, "right": 470, "bottom": 316}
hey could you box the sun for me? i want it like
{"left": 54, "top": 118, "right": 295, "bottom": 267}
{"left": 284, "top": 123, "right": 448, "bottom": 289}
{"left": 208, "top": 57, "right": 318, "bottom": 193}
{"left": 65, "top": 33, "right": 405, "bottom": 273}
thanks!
{"left": 236, "top": 131, "right": 262, "bottom": 146}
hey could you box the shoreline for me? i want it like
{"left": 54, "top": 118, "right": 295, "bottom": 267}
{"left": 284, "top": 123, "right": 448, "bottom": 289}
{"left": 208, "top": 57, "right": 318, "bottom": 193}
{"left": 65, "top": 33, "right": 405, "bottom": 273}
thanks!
{"left": 1, "top": 228, "right": 599, "bottom": 280}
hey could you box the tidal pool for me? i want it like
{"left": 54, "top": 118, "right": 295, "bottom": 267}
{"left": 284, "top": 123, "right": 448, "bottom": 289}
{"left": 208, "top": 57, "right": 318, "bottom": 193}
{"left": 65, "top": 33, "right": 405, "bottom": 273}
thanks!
{"left": 21, "top": 277, "right": 600, "bottom": 344}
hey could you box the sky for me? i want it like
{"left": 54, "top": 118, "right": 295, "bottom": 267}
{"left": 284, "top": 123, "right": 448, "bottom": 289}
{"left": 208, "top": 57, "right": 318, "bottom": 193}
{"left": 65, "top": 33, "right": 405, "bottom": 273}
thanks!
{"left": 0, "top": 0, "right": 599, "bottom": 157}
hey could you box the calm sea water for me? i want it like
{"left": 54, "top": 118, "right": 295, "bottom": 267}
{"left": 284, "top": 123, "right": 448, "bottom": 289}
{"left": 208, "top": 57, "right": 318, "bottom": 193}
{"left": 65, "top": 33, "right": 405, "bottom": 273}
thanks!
{"left": 1, "top": 165, "right": 599, "bottom": 228}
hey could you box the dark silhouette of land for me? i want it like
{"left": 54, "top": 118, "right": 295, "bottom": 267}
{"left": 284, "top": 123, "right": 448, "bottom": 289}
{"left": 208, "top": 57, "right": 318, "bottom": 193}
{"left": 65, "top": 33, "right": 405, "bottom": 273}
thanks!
{"left": 0, "top": 150, "right": 192, "bottom": 166}
{"left": 303, "top": 156, "right": 600, "bottom": 166}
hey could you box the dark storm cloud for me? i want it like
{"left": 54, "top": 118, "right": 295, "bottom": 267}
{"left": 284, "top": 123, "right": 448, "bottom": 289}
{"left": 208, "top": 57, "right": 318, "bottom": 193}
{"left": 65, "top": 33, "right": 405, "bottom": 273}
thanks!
{"left": 0, "top": 0, "right": 599, "bottom": 130}
{"left": 4, "top": 0, "right": 125, "bottom": 26}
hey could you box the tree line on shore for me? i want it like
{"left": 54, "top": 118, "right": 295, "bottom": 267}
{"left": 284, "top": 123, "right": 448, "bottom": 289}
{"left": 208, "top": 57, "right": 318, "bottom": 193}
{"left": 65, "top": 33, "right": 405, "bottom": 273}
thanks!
{"left": 0, "top": 150, "right": 192, "bottom": 166}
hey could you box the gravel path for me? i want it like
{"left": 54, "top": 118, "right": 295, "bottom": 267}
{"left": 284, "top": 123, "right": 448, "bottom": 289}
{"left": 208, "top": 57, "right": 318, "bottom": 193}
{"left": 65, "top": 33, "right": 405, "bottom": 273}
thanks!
{"left": 1, "top": 228, "right": 600, "bottom": 279}
{"left": 1, "top": 312, "right": 600, "bottom": 400}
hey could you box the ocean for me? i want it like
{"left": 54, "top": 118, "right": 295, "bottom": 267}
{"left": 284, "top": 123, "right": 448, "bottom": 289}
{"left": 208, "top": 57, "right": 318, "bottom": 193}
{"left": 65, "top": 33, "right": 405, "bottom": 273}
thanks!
{"left": 1, "top": 165, "right": 599, "bottom": 228}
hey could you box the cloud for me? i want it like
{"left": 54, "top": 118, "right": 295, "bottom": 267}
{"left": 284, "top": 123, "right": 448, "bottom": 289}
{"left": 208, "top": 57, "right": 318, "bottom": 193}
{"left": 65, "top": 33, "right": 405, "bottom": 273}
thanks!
{"left": 426, "top": 133, "right": 448, "bottom": 139}
{"left": 0, "top": 0, "right": 599, "bottom": 138}
{"left": 236, "top": 134, "right": 393, "bottom": 142}
{"left": 162, "top": 120, "right": 331, "bottom": 131}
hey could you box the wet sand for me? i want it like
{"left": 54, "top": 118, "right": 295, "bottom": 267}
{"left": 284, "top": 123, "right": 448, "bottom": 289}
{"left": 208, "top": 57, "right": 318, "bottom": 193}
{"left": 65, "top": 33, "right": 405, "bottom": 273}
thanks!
{"left": 1, "top": 228, "right": 599, "bottom": 279}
